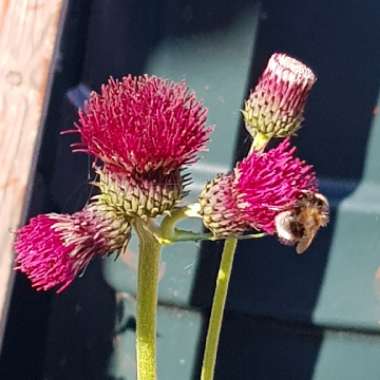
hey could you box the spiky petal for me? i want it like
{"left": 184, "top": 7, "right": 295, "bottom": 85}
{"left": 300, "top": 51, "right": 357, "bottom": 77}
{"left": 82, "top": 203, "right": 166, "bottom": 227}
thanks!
{"left": 236, "top": 139, "right": 317, "bottom": 233}
{"left": 74, "top": 75, "right": 211, "bottom": 175}
{"left": 14, "top": 208, "right": 131, "bottom": 292}
{"left": 199, "top": 139, "right": 317, "bottom": 236}
{"left": 243, "top": 53, "right": 316, "bottom": 140}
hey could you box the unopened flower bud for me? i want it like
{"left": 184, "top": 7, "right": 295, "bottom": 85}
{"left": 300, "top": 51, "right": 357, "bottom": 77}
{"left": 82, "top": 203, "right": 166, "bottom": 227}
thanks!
{"left": 243, "top": 53, "right": 316, "bottom": 140}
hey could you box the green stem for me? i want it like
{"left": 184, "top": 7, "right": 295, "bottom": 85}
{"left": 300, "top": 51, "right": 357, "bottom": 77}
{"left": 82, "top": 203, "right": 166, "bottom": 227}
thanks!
{"left": 171, "top": 229, "right": 265, "bottom": 243}
{"left": 160, "top": 204, "right": 201, "bottom": 241}
{"left": 201, "top": 127, "right": 270, "bottom": 379}
{"left": 159, "top": 205, "right": 265, "bottom": 244}
{"left": 201, "top": 238, "right": 238, "bottom": 380}
{"left": 249, "top": 131, "right": 272, "bottom": 153}
{"left": 134, "top": 219, "right": 161, "bottom": 380}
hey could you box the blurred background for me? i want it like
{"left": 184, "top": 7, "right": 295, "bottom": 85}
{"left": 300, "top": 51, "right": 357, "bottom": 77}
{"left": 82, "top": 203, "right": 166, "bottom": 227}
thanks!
{"left": 1, "top": 0, "right": 380, "bottom": 379}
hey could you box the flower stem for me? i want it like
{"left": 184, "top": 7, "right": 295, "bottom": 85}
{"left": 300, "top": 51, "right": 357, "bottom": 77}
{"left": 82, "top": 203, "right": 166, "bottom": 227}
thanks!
{"left": 134, "top": 219, "right": 161, "bottom": 380}
{"left": 201, "top": 126, "right": 270, "bottom": 379}
{"left": 201, "top": 238, "right": 238, "bottom": 380}
{"left": 170, "top": 230, "right": 266, "bottom": 243}
{"left": 160, "top": 204, "right": 201, "bottom": 241}
{"left": 249, "top": 131, "right": 272, "bottom": 153}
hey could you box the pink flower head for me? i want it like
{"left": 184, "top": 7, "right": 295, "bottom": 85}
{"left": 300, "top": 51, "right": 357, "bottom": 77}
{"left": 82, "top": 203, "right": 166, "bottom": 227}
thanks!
{"left": 199, "top": 139, "right": 317, "bottom": 236}
{"left": 14, "top": 208, "right": 131, "bottom": 292}
{"left": 235, "top": 139, "right": 317, "bottom": 233}
{"left": 243, "top": 53, "right": 316, "bottom": 139}
{"left": 73, "top": 75, "right": 211, "bottom": 175}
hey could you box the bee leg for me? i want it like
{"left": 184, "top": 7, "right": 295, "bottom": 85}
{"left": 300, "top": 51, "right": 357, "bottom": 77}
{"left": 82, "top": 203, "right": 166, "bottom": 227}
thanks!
{"left": 295, "top": 228, "right": 318, "bottom": 254}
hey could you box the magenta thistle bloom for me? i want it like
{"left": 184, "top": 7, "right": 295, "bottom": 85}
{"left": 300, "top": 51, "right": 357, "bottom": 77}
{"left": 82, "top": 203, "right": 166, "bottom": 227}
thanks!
{"left": 236, "top": 139, "right": 317, "bottom": 233}
{"left": 14, "top": 208, "right": 131, "bottom": 292}
{"left": 199, "top": 139, "right": 317, "bottom": 236}
{"left": 243, "top": 53, "right": 316, "bottom": 140}
{"left": 73, "top": 75, "right": 211, "bottom": 175}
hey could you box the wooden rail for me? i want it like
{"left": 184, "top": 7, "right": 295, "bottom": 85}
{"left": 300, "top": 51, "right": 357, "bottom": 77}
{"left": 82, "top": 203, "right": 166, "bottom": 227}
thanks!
{"left": 0, "top": 0, "right": 65, "bottom": 348}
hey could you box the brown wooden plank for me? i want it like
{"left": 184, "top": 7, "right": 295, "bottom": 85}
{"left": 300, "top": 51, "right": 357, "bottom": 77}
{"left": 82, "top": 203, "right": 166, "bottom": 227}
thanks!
{"left": 0, "top": 0, "right": 65, "bottom": 347}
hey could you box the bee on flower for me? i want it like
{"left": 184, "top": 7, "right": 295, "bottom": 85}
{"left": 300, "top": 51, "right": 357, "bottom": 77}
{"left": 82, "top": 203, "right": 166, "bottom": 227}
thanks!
{"left": 199, "top": 138, "right": 329, "bottom": 252}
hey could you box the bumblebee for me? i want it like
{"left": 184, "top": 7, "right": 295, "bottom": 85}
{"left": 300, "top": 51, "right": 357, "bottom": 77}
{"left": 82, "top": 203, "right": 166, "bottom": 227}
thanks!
{"left": 274, "top": 191, "right": 329, "bottom": 254}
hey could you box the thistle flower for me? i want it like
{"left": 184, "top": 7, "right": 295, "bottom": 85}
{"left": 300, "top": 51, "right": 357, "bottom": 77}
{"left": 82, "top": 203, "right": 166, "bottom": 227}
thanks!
{"left": 236, "top": 139, "right": 317, "bottom": 233}
{"left": 92, "top": 166, "right": 188, "bottom": 220}
{"left": 14, "top": 207, "right": 131, "bottom": 292}
{"left": 73, "top": 75, "right": 211, "bottom": 176}
{"left": 243, "top": 53, "right": 316, "bottom": 141}
{"left": 199, "top": 139, "right": 317, "bottom": 237}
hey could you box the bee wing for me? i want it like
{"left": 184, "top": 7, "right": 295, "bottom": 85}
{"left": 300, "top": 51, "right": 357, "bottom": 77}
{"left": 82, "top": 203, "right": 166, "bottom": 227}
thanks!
{"left": 296, "top": 227, "right": 318, "bottom": 254}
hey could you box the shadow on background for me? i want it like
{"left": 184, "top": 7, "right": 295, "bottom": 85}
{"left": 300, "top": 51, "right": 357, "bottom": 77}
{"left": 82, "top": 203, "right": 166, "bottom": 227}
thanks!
{"left": 1, "top": 0, "right": 380, "bottom": 379}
